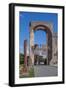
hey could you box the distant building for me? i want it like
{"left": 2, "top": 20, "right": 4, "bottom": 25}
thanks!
{"left": 33, "top": 44, "right": 48, "bottom": 58}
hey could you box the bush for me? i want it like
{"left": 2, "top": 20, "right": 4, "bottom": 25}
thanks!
{"left": 20, "top": 53, "right": 24, "bottom": 64}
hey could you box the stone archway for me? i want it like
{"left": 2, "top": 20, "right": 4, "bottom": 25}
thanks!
{"left": 29, "top": 22, "right": 53, "bottom": 66}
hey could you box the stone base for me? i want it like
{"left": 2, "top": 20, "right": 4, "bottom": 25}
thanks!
{"left": 50, "top": 59, "right": 58, "bottom": 66}
{"left": 22, "top": 67, "right": 28, "bottom": 72}
{"left": 20, "top": 66, "right": 29, "bottom": 77}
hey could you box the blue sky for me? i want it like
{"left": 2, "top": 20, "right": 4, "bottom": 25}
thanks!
{"left": 19, "top": 12, "right": 58, "bottom": 53}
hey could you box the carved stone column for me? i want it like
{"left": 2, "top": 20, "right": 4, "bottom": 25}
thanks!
{"left": 50, "top": 33, "right": 58, "bottom": 65}
{"left": 24, "top": 40, "right": 27, "bottom": 67}
{"left": 46, "top": 33, "right": 49, "bottom": 65}
{"left": 29, "top": 29, "right": 34, "bottom": 66}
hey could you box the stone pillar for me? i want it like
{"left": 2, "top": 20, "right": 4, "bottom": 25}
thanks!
{"left": 46, "top": 33, "right": 49, "bottom": 65}
{"left": 51, "top": 33, "right": 58, "bottom": 65}
{"left": 29, "top": 29, "right": 34, "bottom": 66}
{"left": 24, "top": 40, "right": 27, "bottom": 67}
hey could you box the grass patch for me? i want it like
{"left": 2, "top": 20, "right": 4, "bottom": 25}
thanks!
{"left": 29, "top": 67, "right": 34, "bottom": 77}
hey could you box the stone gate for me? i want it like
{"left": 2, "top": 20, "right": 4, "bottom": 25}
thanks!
{"left": 22, "top": 21, "right": 58, "bottom": 66}
{"left": 29, "top": 22, "right": 54, "bottom": 66}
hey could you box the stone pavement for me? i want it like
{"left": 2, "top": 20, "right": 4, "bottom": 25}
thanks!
{"left": 34, "top": 65, "right": 58, "bottom": 77}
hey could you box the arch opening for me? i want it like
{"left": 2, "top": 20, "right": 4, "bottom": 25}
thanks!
{"left": 34, "top": 30, "right": 48, "bottom": 65}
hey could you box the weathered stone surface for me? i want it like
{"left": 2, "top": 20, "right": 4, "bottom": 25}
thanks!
{"left": 24, "top": 40, "right": 27, "bottom": 67}
{"left": 29, "top": 21, "right": 57, "bottom": 66}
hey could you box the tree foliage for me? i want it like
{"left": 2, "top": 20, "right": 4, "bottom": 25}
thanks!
{"left": 20, "top": 53, "right": 24, "bottom": 64}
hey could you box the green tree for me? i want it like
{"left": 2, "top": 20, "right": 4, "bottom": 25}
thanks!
{"left": 20, "top": 53, "right": 24, "bottom": 65}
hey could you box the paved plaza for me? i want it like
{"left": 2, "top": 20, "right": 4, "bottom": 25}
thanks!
{"left": 34, "top": 65, "right": 58, "bottom": 77}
